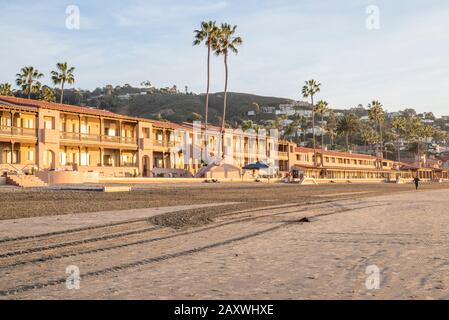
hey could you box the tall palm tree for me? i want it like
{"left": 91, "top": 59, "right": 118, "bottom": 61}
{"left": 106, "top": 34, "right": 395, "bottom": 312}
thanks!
{"left": 0, "top": 83, "right": 14, "bottom": 96}
{"left": 302, "top": 79, "right": 321, "bottom": 165}
{"left": 214, "top": 23, "right": 242, "bottom": 158}
{"left": 368, "top": 100, "right": 385, "bottom": 158}
{"left": 16, "top": 66, "right": 44, "bottom": 99}
{"left": 326, "top": 111, "right": 337, "bottom": 147}
{"left": 51, "top": 62, "right": 75, "bottom": 104}
{"left": 337, "top": 113, "right": 360, "bottom": 151}
{"left": 315, "top": 100, "right": 329, "bottom": 166}
{"left": 193, "top": 21, "right": 220, "bottom": 157}
{"left": 391, "top": 117, "right": 406, "bottom": 162}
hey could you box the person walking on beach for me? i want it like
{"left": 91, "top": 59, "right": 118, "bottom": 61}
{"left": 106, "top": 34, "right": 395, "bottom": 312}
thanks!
{"left": 414, "top": 176, "right": 421, "bottom": 190}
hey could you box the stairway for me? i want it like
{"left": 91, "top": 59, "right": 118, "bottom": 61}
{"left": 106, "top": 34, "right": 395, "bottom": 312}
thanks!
{"left": 6, "top": 175, "right": 48, "bottom": 188}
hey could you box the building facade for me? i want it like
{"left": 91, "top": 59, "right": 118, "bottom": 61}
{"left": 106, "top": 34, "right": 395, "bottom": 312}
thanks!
{"left": 1, "top": 95, "right": 447, "bottom": 183}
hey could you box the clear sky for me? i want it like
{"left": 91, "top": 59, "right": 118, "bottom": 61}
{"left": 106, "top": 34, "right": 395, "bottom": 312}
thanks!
{"left": 1, "top": 0, "right": 448, "bottom": 115}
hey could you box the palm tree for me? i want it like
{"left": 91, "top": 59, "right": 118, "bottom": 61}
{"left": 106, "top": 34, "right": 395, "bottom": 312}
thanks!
{"left": 360, "top": 124, "right": 379, "bottom": 153}
{"left": 391, "top": 117, "right": 406, "bottom": 162}
{"left": 315, "top": 100, "right": 329, "bottom": 165}
{"left": 368, "top": 100, "right": 385, "bottom": 158}
{"left": 16, "top": 66, "right": 44, "bottom": 99}
{"left": 51, "top": 62, "right": 75, "bottom": 104}
{"left": 74, "top": 89, "right": 83, "bottom": 104}
{"left": 326, "top": 111, "right": 337, "bottom": 147}
{"left": 337, "top": 113, "right": 360, "bottom": 151}
{"left": 302, "top": 79, "right": 321, "bottom": 165}
{"left": 214, "top": 23, "right": 242, "bottom": 158}
{"left": 0, "top": 83, "right": 14, "bottom": 96}
{"left": 39, "top": 86, "right": 56, "bottom": 103}
{"left": 193, "top": 21, "right": 220, "bottom": 155}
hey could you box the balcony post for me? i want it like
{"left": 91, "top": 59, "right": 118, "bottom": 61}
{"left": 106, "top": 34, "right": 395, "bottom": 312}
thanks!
{"left": 10, "top": 141, "right": 15, "bottom": 164}
{"left": 118, "top": 120, "right": 122, "bottom": 143}
{"left": 99, "top": 117, "right": 103, "bottom": 142}
{"left": 10, "top": 111, "right": 15, "bottom": 135}
{"left": 78, "top": 115, "right": 82, "bottom": 140}
{"left": 99, "top": 147, "right": 103, "bottom": 167}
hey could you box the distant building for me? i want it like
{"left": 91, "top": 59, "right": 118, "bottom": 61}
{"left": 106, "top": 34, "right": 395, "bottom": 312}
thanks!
{"left": 247, "top": 111, "right": 256, "bottom": 116}
{"left": 295, "top": 110, "right": 313, "bottom": 118}
{"left": 360, "top": 116, "right": 370, "bottom": 122}
{"left": 261, "top": 106, "right": 275, "bottom": 114}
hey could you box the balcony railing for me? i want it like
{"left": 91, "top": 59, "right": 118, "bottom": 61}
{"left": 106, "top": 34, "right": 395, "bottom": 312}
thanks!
{"left": 60, "top": 132, "right": 79, "bottom": 140}
{"left": 0, "top": 126, "right": 37, "bottom": 137}
{"left": 60, "top": 131, "right": 137, "bottom": 145}
{"left": 121, "top": 136, "right": 137, "bottom": 144}
{"left": 153, "top": 140, "right": 176, "bottom": 148}
{"left": 81, "top": 133, "right": 101, "bottom": 142}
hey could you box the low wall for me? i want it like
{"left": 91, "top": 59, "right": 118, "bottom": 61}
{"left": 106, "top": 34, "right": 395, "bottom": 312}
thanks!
{"left": 0, "top": 177, "right": 6, "bottom": 185}
{"left": 98, "top": 177, "right": 286, "bottom": 184}
{"left": 37, "top": 171, "right": 100, "bottom": 184}
{"left": 300, "top": 178, "right": 387, "bottom": 185}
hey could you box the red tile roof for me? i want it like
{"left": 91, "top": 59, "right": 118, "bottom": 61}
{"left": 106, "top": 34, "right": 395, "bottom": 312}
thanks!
{"left": 0, "top": 95, "right": 133, "bottom": 119}
{"left": 0, "top": 95, "right": 193, "bottom": 128}
{"left": 294, "top": 147, "right": 378, "bottom": 160}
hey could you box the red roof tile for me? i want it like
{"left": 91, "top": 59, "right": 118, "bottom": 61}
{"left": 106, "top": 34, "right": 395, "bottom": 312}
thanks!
{"left": 0, "top": 95, "right": 142, "bottom": 121}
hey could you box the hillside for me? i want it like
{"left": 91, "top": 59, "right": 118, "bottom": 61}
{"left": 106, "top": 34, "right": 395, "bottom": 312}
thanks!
{"left": 85, "top": 92, "right": 294, "bottom": 125}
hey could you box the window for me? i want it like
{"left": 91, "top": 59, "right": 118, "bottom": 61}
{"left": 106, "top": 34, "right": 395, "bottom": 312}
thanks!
{"left": 2, "top": 150, "right": 19, "bottom": 164}
{"left": 105, "top": 128, "right": 116, "bottom": 136}
{"left": 44, "top": 117, "right": 54, "bottom": 129}
{"left": 80, "top": 124, "right": 89, "bottom": 134}
{"left": 80, "top": 152, "right": 90, "bottom": 166}
{"left": 143, "top": 128, "right": 150, "bottom": 139}
{"left": 27, "top": 150, "right": 34, "bottom": 162}
{"left": 60, "top": 152, "right": 67, "bottom": 166}
{"left": 24, "top": 119, "right": 34, "bottom": 128}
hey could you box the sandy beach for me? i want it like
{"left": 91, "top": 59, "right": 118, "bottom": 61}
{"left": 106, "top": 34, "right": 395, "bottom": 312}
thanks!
{"left": 1, "top": 184, "right": 449, "bottom": 299}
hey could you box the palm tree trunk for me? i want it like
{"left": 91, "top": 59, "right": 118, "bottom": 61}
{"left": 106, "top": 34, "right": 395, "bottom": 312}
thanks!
{"left": 27, "top": 80, "right": 32, "bottom": 99}
{"left": 321, "top": 113, "right": 325, "bottom": 166}
{"left": 397, "top": 132, "right": 401, "bottom": 162}
{"left": 60, "top": 82, "right": 65, "bottom": 104}
{"left": 204, "top": 43, "right": 211, "bottom": 163}
{"left": 379, "top": 122, "right": 384, "bottom": 159}
{"left": 311, "top": 96, "right": 316, "bottom": 166}
{"left": 221, "top": 53, "right": 229, "bottom": 159}
{"left": 346, "top": 133, "right": 349, "bottom": 151}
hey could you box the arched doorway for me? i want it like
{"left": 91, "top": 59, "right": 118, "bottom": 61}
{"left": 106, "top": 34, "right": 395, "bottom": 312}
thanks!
{"left": 143, "top": 156, "right": 150, "bottom": 177}
{"left": 44, "top": 150, "right": 56, "bottom": 170}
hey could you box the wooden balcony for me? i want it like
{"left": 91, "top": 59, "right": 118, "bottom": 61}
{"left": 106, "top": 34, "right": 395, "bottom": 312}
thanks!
{"left": 0, "top": 126, "right": 38, "bottom": 141}
{"left": 60, "top": 131, "right": 137, "bottom": 147}
{"left": 153, "top": 140, "right": 175, "bottom": 149}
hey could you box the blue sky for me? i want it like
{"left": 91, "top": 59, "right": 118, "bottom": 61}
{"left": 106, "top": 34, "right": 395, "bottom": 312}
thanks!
{"left": 1, "top": 0, "right": 449, "bottom": 115}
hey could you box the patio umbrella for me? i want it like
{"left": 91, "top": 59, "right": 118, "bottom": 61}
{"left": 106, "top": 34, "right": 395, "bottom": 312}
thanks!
{"left": 242, "top": 161, "right": 270, "bottom": 170}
